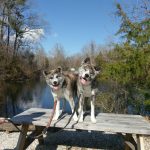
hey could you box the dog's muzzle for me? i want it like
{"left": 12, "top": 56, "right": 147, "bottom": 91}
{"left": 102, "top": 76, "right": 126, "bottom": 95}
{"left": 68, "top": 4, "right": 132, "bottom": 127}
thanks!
{"left": 80, "top": 76, "right": 90, "bottom": 85}
{"left": 52, "top": 82, "right": 60, "bottom": 90}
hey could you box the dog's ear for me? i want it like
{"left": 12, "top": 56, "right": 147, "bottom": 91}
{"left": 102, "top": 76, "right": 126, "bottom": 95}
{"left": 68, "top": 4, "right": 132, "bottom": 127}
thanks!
{"left": 43, "top": 70, "right": 50, "bottom": 77}
{"left": 56, "top": 66, "right": 62, "bottom": 73}
{"left": 94, "top": 66, "right": 101, "bottom": 74}
{"left": 82, "top": 57, "right": 91, "bottom": 65}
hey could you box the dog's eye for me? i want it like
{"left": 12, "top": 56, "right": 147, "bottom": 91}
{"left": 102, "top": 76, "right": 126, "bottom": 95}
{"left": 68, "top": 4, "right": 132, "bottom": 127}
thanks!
{"left": 50, "top": 76, "right": 53, "bottom": 79}
{"left": 56, "top": 75, "right": 59, "bottom": 78}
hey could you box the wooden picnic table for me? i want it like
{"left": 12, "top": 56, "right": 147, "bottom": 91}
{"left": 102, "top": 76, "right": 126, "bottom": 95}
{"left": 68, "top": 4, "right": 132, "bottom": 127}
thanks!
{"left": 11, "top": 108, "right": 150, "bottom": 150}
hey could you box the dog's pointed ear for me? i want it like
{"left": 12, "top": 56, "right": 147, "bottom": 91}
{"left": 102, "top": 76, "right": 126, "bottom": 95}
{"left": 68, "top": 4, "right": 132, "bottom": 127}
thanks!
{"left": 56, "top": 66, "right": 62, "bottom": 73}
{"left": 43, "top": 70, "right": 50, "bottom": 77}
{"left": 82, "top": 57, "right": 91, "bottom": 65}
{"left": 94, "top": 66, "right": 101, "bottom": 74}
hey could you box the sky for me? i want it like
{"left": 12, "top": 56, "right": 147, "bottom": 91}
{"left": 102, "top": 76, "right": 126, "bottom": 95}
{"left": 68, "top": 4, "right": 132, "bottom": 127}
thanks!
{"left": 30, "top": 0, "right": 138, "bottom": 55}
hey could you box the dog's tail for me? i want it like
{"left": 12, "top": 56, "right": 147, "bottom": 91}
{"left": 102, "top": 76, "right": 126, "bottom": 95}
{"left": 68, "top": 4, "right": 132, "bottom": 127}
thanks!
{"left": 71, "top": 75, "right": 78, "bottom": 98}
{"left": 63, "top": 71, "right": 78, "bottom": 98}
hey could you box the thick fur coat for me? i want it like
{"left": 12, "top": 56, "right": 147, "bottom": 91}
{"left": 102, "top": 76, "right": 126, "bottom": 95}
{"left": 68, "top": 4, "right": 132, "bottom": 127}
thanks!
{"left": 43, "top": 67, "right": 78, "bottom": 121}
{"left": 77, "top": 57, "right": 100, "bottom": 123}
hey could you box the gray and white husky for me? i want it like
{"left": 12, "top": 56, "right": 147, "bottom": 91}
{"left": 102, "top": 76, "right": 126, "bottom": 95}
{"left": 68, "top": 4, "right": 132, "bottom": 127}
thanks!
{"left": 77, "top": 57, "right": 100, "bottom": 123}
{"left": 43, "top": 67, "right": 78, "bottom": 121}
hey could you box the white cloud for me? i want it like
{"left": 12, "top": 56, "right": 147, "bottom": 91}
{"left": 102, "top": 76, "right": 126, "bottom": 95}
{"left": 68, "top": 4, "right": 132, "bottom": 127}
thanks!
{"left": 5, "top": 28, "right": 44, "bottom": 43}
{"left": 23, "top": 28, "right": 44, "bottom": 42}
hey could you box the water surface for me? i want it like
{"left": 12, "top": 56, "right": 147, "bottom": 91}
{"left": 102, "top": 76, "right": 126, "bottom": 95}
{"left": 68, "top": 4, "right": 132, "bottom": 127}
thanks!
{"left": 0, "top": 79, "right": 71, "bottom": 118}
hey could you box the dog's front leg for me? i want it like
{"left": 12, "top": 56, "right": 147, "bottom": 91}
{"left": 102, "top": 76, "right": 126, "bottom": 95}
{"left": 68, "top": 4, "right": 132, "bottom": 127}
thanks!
{"left": 91, "top": 95, "right": 96, "bottom": 123}
{"left": 53, "top": 100, "right": 60, "bottom": 120}
{"left": 78, "top": 95, "right": 84, "bottom": 122}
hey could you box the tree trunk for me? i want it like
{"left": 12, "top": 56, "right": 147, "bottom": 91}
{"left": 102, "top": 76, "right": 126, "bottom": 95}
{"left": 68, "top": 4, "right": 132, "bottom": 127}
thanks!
{"left": 7, "top": 24, "right": 10, "bottom": 52}
{"left": 0, "top": 6, "right": 6, "bottom": 44}
{"left": 13, "top": 32, "right": 18, "bottom": 56}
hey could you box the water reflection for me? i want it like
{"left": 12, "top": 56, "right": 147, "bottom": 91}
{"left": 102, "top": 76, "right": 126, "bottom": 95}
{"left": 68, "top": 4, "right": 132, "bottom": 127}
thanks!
{"left": 0, "top": 80, "right": 71, "bottom": 118}
{"left": 1, "top": 79, "right": 148, "bottom": 118}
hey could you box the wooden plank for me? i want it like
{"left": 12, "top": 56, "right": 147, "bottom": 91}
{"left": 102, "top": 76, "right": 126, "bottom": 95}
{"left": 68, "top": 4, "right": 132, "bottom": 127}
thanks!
{"left": 15, "top": 119, "right": 150, "bottom": 135}
{"left": 23, "top": 131, "right": 36, "bottom": 149}
{"left": 23, "top": 126, "right": 45, "bottom": 149}
{"left": 85, "top": 118, "right": 149, "bottom": 126}
{"left": 35, "top": 126, "right": 45, "bottom": 145}
{"left": 16, "top": 124, "right": 29, "bottom": 150}
{"left": 97, "top": 113, "right": 143, "bottom": 118}
{"left": 11, "top": 108, "right": 146, "bottom": 125}
{"left": 95, "top": 115, "right": 144, "bottom": 120}
{"left": 11, "top": 108, "right": 150, "bottom": 135}
{"left": 137, "top": 135, "right": 145, "bottom": 150}
{"left": 137, "top": 135, "right": 141, "bottom": 150}
{"left": 139, "top": 135, "right": 145, "bottom": 150}
{"left": 124, "top": 134, "right": 136, "bottom": 150}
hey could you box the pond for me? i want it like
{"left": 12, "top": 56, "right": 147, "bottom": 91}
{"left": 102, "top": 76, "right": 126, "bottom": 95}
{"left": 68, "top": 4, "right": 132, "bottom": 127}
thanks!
{"left": 0, "top": 79, "right": 149, "bottom": 118}
{"left": 0, "top": 79, "right": 72, "bottom": 118}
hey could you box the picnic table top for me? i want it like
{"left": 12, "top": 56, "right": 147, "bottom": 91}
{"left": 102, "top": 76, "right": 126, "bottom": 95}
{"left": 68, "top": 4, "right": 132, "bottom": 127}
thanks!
{"left": 11, "top": 108, "right": 150, "bottom": 135}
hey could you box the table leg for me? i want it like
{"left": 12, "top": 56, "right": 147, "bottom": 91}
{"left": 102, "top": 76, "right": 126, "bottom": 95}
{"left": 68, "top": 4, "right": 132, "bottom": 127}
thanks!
{"left": 124, "top": 134, "right": 137, "bottom": 150}
{"left": 15, "top": 124, "right": 29, "bottom": 150}
{"left": 137, "top": 135, "right": 145, "bottom": 150}
{"left": 23, "top": 126, "right": 45, "bottom": 149}
{"left": 35, "top": 126, "right": 45, "bottom": 145}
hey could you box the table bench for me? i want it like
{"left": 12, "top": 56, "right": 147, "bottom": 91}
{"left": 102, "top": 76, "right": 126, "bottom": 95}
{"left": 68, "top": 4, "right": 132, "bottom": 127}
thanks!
{"left": 11, "top": 108, "right": 150, "bottom": 150}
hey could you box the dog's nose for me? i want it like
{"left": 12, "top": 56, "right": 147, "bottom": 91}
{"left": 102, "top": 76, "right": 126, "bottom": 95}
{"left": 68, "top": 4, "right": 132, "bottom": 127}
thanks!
{"left": 53, "top": 81, "right": 57, "bottom": 85}
{"left": 85, "top": 74, "right": 89, "bottom": 78}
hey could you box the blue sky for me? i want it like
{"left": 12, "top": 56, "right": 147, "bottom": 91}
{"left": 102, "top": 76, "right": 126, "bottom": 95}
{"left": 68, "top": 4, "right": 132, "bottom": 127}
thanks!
{"left": 31, "top": 0, "right": 138, "bottom": 55}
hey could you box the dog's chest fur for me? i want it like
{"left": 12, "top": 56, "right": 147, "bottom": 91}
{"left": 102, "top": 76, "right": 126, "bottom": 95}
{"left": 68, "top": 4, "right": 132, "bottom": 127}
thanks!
{"left": 78, "top": 81, "right": 96, "bottom": 97}
{"left": 51, "top": 87, "right": 69, "bottom": 100}
{"left": 51, "top": 88, "right": 64, "bottom": 99}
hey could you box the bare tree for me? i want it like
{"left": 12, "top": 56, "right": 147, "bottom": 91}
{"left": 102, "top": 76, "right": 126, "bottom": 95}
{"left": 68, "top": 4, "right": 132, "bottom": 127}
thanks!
{"left": 82, "top": 41, "right": 98, "bottom": 62}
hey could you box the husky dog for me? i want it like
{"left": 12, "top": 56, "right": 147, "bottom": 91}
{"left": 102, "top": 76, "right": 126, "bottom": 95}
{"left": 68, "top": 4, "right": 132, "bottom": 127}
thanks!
{"left": 77, "top": 57, "right": 100, "bottom": 123}
{"left": 43, "top": 67, "right": 78, "bottom": 121}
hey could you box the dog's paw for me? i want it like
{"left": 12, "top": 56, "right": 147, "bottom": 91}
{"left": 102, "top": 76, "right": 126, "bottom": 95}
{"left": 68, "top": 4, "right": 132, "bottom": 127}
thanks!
{"left": 78, "top": 108, "right": 81, "bottom": 114}
{"left": 78, "top": 118, "right": 83, "bottom": 122}
{"left": 53, "top": 116, "right": 59, "bottom": 121}
{"left": 91, "top": 118, "right": 97, "bottom": 123}
{"left": 73, "top": 115, "right": 78, "bottom": 122}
